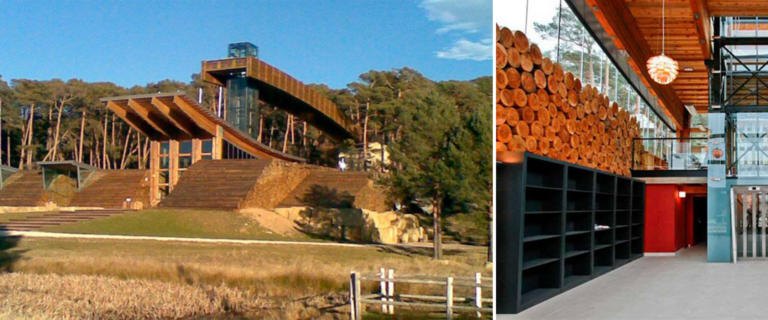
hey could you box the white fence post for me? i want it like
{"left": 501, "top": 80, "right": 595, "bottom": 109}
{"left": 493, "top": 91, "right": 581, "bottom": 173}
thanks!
{"left": 380, "top": 268, "right": 387, "bottom": 313}
{"left": 350, "top": 271, "right": 361, "bottom": 320}
{"left": 476, "top": 273, "right": 482, "bottom": 318}
{"left": 446, "top": 276, "right": 454, "bottom": 320}
{"left": 388, "top": 269, "right": 395, "bottom": 315}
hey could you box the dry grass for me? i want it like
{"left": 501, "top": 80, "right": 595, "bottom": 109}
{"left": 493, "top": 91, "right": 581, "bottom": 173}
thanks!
{"left": 1, "top": 238, "right": 491, "bottom": 319}
{"left": 0, "top": 273, "right": 266, "bottom": 320}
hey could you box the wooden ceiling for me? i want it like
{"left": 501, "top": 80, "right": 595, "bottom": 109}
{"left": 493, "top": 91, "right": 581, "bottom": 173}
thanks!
{"left": 589, "top": 0, "right": 768, "bottom": 128}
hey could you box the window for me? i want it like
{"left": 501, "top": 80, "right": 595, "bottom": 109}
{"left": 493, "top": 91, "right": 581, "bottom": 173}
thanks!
{"left": 179, "top": 141, "right": 193, "bottom": 154}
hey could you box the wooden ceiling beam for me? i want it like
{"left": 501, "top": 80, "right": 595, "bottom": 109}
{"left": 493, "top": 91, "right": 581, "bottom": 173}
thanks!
{"left": 689, "top": 0, "right": 711, "bottom": 60}
{"left": 106, "top": 101, "right": 162, "bottom": 140}
{"left": 595, "top": 0, "right": 687, "bottom": 128}
{"left": 126, "top": 99, "right": 182, "bottom": 140}
{"left": 150, "top": 97, "right": 199, "bottom": 138}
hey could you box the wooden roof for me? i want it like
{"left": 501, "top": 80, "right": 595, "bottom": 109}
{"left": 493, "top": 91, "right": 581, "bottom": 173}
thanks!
{"left": 101, "top": 93, "right": 305, "bottom": 162}
{"left": 202, "top": 56, "right": 360, "bottom": 142}
{"left": 590, "top": 1, "right": 768, "bottom": 120}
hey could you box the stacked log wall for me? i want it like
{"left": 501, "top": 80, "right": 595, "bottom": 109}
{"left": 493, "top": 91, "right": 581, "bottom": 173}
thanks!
{"left": 496, "top": 27, "right": 641, "bottom": 176}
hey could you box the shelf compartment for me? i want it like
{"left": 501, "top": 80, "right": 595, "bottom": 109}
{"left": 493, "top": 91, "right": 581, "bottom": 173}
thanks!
{"left": 522, "top": 237, "right": 561, "bottom": 270}
{"left": 631, "top": 238, "right": 644, "bottom": 255}
{"left": 564, "top": 253, "right": 591, "bottom": 290}
{"left": 566, "top": 212, "right": 592, "bottom": 233}
{"left": 566, "top": 190, "right": 593, "bottom": 211}
{"left": 594, "top": 245, "right": 613, "bottom": 269}
{"left": 632, "top": 181, "right": 645, "bottom": 197}
{"left": 567, "top": 166, "right": 594, "bottom": 192}
{"left": 525, "top": 188, "right": 564, "bottom": 212}
{"left": 615, "top": 226, "right": 630, "bottom": 241}
{"left": 520, "top": 261, "right": 561, "bottom": 309}
{"left": 524, "top": 213, "right": 562, "bottom": 239}
{"left": 632, "top": 209, "right": 645, "bottom": 224}
{"left": 616, "top": 196, "right": 631, "bottom": 210}
{"left": 595, "top": 193, "right": 615, "bottom": 211}
{"left": 615, "top": 240, "right": 631, "bottom": 260}
{"left": 616, "top": 210, "right": 631, "bottom": 227}
{"left": 595, "top": 210, "right": 613, "bottom": 228}
{"left": 617, "top": 178, "right": 632, "bottom": 196}
{"left": 595, "top": 228, "right": 613, "bottom": 246}
{"left": 526, "top": 157, "right": 564, "bottom": 189}
{"left": 632, "top": 225, "right": 644, "bottom": 240}
{"left": 596, "top": 173, "right": 615, "bottom": 194}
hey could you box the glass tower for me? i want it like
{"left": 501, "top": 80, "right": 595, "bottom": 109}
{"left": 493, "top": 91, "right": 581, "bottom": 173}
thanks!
{"left": 225, "top": 42, "right": 260, "bottom": 139}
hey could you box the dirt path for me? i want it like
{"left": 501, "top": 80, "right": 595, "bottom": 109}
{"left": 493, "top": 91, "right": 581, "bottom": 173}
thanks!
{"left": 1, "top": 230, "right": 483, "bottom": 251}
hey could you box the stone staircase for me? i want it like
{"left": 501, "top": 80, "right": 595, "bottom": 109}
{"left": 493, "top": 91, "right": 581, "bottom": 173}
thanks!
{"left": 0, "top": 209, "right": 126, "bottom": 231}
{"left": 159, "top": 159, "right": 273, "bottom": 210}
{"left": 0, "top": 171, "right": 47, "bottom": 207}
{"left": 69, "top": 170, "right": 150, "bottom": 208}
{"left": 277, "top": 171, "right": 370, "bottom": 208}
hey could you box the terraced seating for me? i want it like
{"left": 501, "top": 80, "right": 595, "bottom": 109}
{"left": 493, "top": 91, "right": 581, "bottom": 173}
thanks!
{"left": 0, "top": 209, "right": 126, "bottom": 231}
{"left": 69, "top": 170, "right": 150, "bottom": 208}
{"left": 0, "top": 171, "right": 47, "bottom": 207}
{"left": 159, "top": 159, "right": 274, "bottom": 210}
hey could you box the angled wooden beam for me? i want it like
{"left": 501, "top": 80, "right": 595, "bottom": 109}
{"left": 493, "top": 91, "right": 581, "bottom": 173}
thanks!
{"left": 126, "top": 99, "right": 182, "bottom": 140}
{"left": 594, "top": 0, "right": 687, "bottom": 128}
{"left": 172, "top": 95, "right": 217, "bottom": 134}
{"left": 106, "top": 101, "right": 161, "bottom": 140}
{"left": 150, "top": 97, "right": 198, "bottom": 137}
{"left": 690, "top": 0, "right": 711, "bottom": 60}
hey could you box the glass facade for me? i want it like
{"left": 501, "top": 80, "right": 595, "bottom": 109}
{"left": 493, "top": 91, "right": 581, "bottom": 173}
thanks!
{"left": 228, "top": 42, "right": 258, "bottom": 58}
{"left": 226, "top": 75, "right": 260, "bottom": 139}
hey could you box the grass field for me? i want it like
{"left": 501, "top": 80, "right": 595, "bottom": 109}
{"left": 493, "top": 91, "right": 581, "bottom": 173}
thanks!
{"left": 1, "top": 237, "right": 491, "bottom": 319}
{"left": 39, "top": 209, "right": 316, "bottom": 241}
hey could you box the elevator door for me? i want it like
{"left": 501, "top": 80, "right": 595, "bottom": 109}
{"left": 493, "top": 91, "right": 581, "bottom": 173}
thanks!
{"left": 733, "top": 189, "right": 768, "bottom": 259}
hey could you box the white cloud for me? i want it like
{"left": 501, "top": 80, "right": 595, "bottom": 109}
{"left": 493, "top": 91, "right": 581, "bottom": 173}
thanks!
{"left": 437, "top": 38, "right": 492, "bottom": 61}
{"left": 421, "top": 0, "right": 492, "bottom": 61}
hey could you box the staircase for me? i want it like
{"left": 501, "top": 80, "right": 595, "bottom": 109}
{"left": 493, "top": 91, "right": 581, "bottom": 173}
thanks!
{"left": 278, "top": 171, "right": 370, "bottom": 208}
{"left": 0, "top": 171, "right": 46, "bottom": 207}
{"left": 69, "top": 170, "right": 150, "bottom": 208}
{"left": 159, "top": 159, "right": 273, "bottom": 210}
{"left": 0, "top": 209, "right": 126, "bottom": 231}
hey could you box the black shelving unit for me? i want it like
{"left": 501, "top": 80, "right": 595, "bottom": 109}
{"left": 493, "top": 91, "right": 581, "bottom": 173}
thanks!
{"left": 497, "top": 152, "right": 646, "bottom": 314}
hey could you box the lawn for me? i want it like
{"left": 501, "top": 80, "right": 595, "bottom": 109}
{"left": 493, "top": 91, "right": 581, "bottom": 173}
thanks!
{"left": 1, "top": 237, "right": 491, "bottom": 319}
{"left": 41, "top": 209, "right": 316, "bottom": 241}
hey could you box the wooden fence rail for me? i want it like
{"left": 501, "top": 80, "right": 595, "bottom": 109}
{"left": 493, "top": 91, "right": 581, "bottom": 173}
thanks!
{"left": 349, "top": 269, "right": 493, "bottom": 320}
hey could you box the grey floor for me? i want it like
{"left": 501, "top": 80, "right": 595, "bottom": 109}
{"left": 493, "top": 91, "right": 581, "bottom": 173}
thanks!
{"left": 500, "top": 245, "right": 768, "bottom": 320}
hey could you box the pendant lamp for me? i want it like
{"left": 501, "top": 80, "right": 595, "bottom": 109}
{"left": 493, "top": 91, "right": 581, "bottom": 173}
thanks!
{"left": 647, "top": 0, "right": 679, "bottom": 85}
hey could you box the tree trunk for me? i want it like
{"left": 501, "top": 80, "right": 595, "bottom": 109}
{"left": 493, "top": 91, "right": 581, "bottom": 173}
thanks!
{"left": 25, "top": 104, "right": 35, "bottom": 167}
{"left": 78, "top": 109, "right": 86, "bottom": 162}
{"left": 363, "top": 102, "right": 370, "bottom": 167}
{"left": 433, "top": 199, "right": 443, "bottom": 260}
{"left": 102, "top": 119, "right": 108, "bottom": 169}
{"left": 282, "top": 114, "right": 291, "bottom": 153}
{"left": 120, "top": 127, "right": 133, "bottom": 169}
{"left": 50, "top": 104, "right": 64, "bottom": 160}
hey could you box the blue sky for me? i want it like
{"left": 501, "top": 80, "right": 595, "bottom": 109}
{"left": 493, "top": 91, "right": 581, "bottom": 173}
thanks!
{"left": 0, "top": 0, "right": 491, "bottom": 89}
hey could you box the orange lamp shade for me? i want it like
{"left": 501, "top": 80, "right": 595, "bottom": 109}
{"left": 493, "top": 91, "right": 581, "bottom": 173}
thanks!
{"left": 647, "top": 54, "right": 679, "bottom": 85}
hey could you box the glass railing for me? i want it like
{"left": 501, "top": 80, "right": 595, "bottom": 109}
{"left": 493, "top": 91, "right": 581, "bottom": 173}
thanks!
{"left": 632, "top": 138, "right": 709, "bottom": 171}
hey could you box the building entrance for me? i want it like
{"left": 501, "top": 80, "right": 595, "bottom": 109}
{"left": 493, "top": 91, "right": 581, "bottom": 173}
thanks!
{"left": 732, "top": 186, "right": 768, "bottom": 260}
